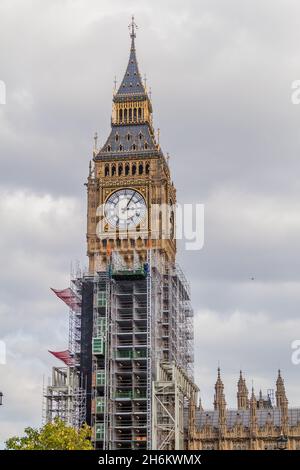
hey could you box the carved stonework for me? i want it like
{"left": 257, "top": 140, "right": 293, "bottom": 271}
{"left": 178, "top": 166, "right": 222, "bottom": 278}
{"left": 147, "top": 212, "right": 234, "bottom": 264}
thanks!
{"left": 188, "top": 369, "right": 300, "bottom": 450}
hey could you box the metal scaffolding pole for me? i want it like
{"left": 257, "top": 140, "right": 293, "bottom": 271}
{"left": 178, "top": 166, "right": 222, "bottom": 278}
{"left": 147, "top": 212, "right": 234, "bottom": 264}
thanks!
{"left": 152, "top": 361, "right": 199, "bottom": 450}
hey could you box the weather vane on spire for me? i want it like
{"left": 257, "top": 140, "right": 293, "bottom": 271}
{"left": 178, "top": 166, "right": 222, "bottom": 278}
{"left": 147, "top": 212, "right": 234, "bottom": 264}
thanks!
{"left": 129, "top": 15, "right": 138, "bottom": 39}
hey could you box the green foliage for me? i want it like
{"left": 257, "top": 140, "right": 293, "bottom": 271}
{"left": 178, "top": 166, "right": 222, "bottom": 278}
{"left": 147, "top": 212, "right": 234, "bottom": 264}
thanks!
{"left": 5, "top": 418, "right": 93, "bottom": 450}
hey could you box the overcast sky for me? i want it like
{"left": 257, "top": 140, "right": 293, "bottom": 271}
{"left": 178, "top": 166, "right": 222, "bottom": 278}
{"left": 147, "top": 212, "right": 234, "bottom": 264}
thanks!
{"left": 1, "top": 0, "right": 300, "bottom": 445}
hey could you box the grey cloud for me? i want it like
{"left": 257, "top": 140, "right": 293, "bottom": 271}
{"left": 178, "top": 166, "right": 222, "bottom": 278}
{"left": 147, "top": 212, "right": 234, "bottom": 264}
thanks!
{"left": 0, "top": 0, "right": 300, "bottom": 443}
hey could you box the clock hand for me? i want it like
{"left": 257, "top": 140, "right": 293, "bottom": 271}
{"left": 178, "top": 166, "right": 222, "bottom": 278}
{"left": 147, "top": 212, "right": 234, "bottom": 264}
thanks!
{"left": 126, "top": 192, "right": 135, "bottom": 209}
{"left": 121, "top": 193, "right": 136, "bottom": 213}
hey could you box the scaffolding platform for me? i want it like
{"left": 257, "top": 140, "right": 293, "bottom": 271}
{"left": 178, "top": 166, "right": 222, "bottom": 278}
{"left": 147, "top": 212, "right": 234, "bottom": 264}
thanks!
{"left": 109, "top": 263, "right": 149, "bottom": 280}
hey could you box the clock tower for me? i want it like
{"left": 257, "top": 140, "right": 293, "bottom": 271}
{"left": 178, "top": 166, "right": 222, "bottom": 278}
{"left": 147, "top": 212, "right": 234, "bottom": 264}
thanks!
{"left": 45, "top": 19, "right": 196, "bottom": 451}
{"left": 87, "top": 17, "right": 176, "bottom": 273}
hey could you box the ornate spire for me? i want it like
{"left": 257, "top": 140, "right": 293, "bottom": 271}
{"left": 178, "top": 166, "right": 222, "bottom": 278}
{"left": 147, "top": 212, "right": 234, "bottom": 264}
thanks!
{"left": 115, "top": 16, "right": 146, "bottom": 98}
{"left": 237, "top": 370, "right": 249, "bottom": 410}
{"left": 129, "top": 15, "right": 138, "bottom": 42}
{"left": 276, "top": 370, "right": 289, "bottom": 433}
{"left": 249, "top": 387, "right": 258, "bottom": 441}
{"left": 214, "top": 368, "right": 226, "bottom": 441}
{"left": 97, "top": 18, "right": 156, "bottom": 156}
{"left": 276, "top": 369, "right": 288, "bottom": 408}
{"left": 250, "top": 387, "right": 256, "bottom": 405}
{"left": 214, "top": 367, "right": 226, "bottom": 410}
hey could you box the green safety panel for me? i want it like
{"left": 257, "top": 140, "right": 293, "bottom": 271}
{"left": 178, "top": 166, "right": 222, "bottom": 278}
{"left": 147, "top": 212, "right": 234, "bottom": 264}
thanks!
{"left": 93, "top": 337, "right": 105, "bottom": 355}
{"left": 96, "top": 370, "right": 105, "bottom": 386}
{"left": 96, "top": 397, "right": 105, "bottom": 413}
{"left": 97, "top": 291, "right": 106, "bottom": 307}
{"left": 134, "top": 390, "right": 147, "bottom": 399}
{"left": 95, "top": 422, "right": 104, "bottom": 441}
{"left": 134, "top": 349, "right": 147, "bottom": 358}
{"left": 97, "top": 317, "right": 106, "bottom": 335}
{"left": 116, "top": 349, "right": 133, "bottom": 359}
{"left": 115, "top": 390, "right": 133, "bottom": 398}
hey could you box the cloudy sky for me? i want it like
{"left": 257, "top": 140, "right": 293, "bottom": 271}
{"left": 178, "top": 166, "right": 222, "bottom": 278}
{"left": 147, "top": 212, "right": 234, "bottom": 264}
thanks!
{"left": 1, "top": 0, "right": 300, "bottom": 445}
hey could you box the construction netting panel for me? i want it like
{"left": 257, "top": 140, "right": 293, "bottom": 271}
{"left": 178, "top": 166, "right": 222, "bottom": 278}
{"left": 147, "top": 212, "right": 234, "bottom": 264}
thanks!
{"left": 48, "top": 349, "right": 75, "bottom": 366}
{"left": 51, "top": 287, "right": 81, "bottom": 312}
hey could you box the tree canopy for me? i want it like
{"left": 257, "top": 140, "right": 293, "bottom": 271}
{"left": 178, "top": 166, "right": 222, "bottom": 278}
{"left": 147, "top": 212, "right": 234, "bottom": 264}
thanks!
{"left": 6, "top": 418, "right": 93, "bottom": 450}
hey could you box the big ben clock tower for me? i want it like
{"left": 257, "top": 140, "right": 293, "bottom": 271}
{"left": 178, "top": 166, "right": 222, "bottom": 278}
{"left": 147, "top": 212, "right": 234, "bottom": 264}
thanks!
{"left": 87, "top": 17, "right": 176, "bottom": 273}
{"left": 45, "top": 18, "right": 196, "bottom": 451}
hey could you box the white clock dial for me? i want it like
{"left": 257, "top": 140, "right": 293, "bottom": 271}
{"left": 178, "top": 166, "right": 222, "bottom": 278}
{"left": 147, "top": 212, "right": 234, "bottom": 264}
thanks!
{"left": 104, "top": 189, "right": 147, "bottom": 229}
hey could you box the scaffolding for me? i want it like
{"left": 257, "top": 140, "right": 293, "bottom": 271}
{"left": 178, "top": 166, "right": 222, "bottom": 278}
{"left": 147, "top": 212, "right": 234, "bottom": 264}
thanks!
{"left": 44, "top": 366, "right": 87, "bottom": 429}
{"left": 90, "top": 249, "right": 195, "bottom": 450}
{"left": 156, "top": 262, "right": 194, "bottom": 379}
{"left": 45, "top": 249, "right": 196, "bottom": 448}
{"left": 91, "top": 271, "right": 109, "bottom": 448}
{"left": 44, "top": 274, "right": 87, "bottom": 428}
{"left": 267, "top": 389, "right": 275, "bottom": 407}
{"left": 51, "top": 278, "right": 82, "bottom": 364}
{"left": 146, "top": 249, "right": 152, "bottom": 449}
{"left": 91, "top": 252, "right": 153, "bottom": 450}
{"left": 152, "top": 361, "right": 199, "bottom": 450}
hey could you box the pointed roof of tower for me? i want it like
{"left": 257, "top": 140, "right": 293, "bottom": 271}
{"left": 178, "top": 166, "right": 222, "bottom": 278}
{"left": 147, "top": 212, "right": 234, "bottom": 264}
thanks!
{"left": 214, "top": 367, "right": 226, "bottom": 410}
{"left": 238, "top": 370, "right": 244, "bottom": 388}
{"left": 276, "top": 369, "right": 284, "bottom": 387}
{"left": 250, "top": 387, "right": 256, "bottom": 403}
{"left": 216, "top": 367, "right": 223, "bottom": 385}
{"left": 96, "top": 17, "right": 159, "bottom": 158}
{"left": 276, "top": 369, "right": 288, "bottom": 408}
{"left": 115, "top": 16, "right": 147, "bottom": 98}
{"left": 237, "top": 370, "right": 249, "bottom": 410}
{"left": 237, "top": 370, "right": 248, "bottom": 392}
{"left": 215, "top": 367, "right": 224, "bottom": 395}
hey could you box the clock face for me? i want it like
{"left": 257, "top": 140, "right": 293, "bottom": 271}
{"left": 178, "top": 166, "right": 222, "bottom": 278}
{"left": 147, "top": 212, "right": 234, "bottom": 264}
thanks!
{"left": 104, "top": 189, "right": 147, "bottom": 229}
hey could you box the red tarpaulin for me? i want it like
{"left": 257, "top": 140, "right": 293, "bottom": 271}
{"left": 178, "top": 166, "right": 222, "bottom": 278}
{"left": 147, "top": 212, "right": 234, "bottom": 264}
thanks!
{"left": 51, "top": 287, "right": 81, "bottom": 312}
{"left": 48, "top": 349, "right": 75, "bottom": 366}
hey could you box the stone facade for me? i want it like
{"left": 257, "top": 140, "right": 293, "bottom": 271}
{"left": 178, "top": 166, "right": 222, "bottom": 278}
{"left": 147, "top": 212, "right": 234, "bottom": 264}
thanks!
{"left": 188, "top": 369, "right": 300, "bottom": 450}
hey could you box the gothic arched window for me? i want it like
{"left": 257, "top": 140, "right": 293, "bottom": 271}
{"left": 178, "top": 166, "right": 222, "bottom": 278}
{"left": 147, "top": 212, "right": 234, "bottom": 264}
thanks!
{"left": 118, "top": 164, "right": 123, "bottom": 176}
{"left": 132, "top": 163, "right": 136, "bottom": 175}
{"left": 119, "top": 109, "right": 123, "bottom": 122}
{"left": 139, "top": 163, "right": 143, "bottom": 175}
{"left": 145, "top": 162, "right": 150, "bottom": 174}
{"left": 111, "top": 164, "right": 116, "bottom": 176}
{"left": 125, "top": 163, "right": 130, "bottom": 176}
{"left": 105, "top": 164, "right": 109, "bottom": 177}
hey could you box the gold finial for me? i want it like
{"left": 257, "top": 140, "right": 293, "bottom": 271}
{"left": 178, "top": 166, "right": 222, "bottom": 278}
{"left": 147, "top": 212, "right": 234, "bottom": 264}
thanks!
{"left": 143, "top": 74, "right": 147, "bottom": 89}
{"left": 113, "top": 75, "right": 117, "bottom": 95}
{"left": 157, "top": 128, "right": 160, "bottom": 146}
{"left": 149, "top": 86, "right": 152, "bottom": 100}
{"left": 129, "top": 15, "right": 138, "bottom": 39}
